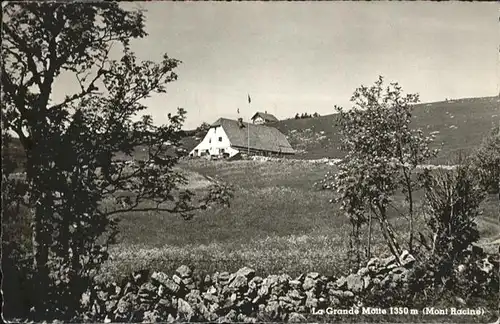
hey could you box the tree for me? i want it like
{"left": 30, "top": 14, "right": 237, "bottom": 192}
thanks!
{"left": 1, "top": 2, "right": 231, "bottom": 319}
{"left": 419, "top": 164, "right": 483, "bottom": 261}
{"left": 295, "top": 113, "right": 300, "bottom": 119}
{"left": 409, "top": 162, "right": 485, "bottom": 299}
{"left": 195, "top": 121, "right": 211, "bottom": 137}
{"left": 319, "top": 76, "right": 437, "bottom": 266}
{"left": 197, "top": 122, "right": 211, "bottom": 132}
{"left": 471, "top": 125, "right": 500, "bottom": 194}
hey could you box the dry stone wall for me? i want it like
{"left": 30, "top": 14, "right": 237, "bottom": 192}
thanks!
{"left": 81, "top": 251, "right": 412, "bottom": 322}
{"left": 80, "top": 248, "right": 497, "bottom": 322}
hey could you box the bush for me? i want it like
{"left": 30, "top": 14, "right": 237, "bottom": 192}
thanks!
{"left": 417, "top": 163, "right": 484, "bottom": 262}
{"left": 471, "top": 126, "right": 500, "bottom": 194}
{"left": 406, "top": 162, "right": 495, "bottom": 310}
{"left": 1, "top": 181, "right": 34, "bottom": 319}
{"left": 1, "top": 248, "right": 35, "bottom": 319}
{"left": 407, "top": 248, "right": 499, "bottom": 317}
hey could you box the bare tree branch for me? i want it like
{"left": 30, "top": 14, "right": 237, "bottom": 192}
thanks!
{"left": 3, "top": 25, "right": 44, "bottom": 89}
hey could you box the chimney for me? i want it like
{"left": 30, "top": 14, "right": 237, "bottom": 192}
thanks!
{"left": 237, "top": 117, "right": 244, "bottom": 128}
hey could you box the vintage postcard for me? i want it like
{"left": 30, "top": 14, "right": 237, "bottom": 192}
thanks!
{"left": 2, "top": 1, "right": 499, "bottom": 323}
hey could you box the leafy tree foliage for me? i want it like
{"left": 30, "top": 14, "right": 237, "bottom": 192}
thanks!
{"left": 470, "top": 126, "right": 500, "bottom": 194}
{"left": 408, "top": 162, "right": 486, "bottom": 305}
{"left": 1, "top": 2, "right": 231, "bottom": 320}
{"left": 319, "top": 76, "right": 437, "bottom": 267}
{"left": 197, "top": 122, "right": 211, "bottom": 132}
{"left": 194, "top": 121, "right": 211, "bottom": 137}
{"left": 294, "top": 113, "right": 315, "bottom": 119}
{"left": 418, "top": 164, "right": 483, "bottom": 260}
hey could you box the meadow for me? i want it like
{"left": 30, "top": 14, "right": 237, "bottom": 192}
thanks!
{"left": 6, "top": 96, "right": 499, "bottom": 282}
{"left": 100, "top": 159, "right": 499, "bottom": 282}
{"left": 271, "top": 96, "right": 500, "bottom": 162}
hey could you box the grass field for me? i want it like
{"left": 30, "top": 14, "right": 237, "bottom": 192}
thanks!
{"left": 100, "top": 159, "right": 500, "bottom": 281}
{"left": 7, "top": 97, "right": 499, "bottom": 169}
{"left": 271, "top": 96, "right": 500, "bottom": 162}
{"left": 5, "top": 96, "right": 499, "bottom": 282}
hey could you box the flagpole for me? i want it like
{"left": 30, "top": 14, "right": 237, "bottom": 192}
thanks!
{"left": 247, "top": 95, "right": 250, "bottom": 157}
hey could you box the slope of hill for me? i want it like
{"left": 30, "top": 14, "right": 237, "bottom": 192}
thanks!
{"left": 6, "top": 97, "right": 499, "bottom": 167}
{"left": 270, "top": 96, "right": 500, "bottom": 162}
{"left": 5, "top": 131, "right": 203, "bottom": 171}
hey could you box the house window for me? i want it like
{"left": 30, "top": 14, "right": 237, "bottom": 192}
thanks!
{"left": 218, "top": 137, "right": 222, "bottom": 142}
{"left": 209, "top": 139, "right": 211, "bottom": 143}
{"left": 219, "top": 148, "right": 225, "bottom": 154}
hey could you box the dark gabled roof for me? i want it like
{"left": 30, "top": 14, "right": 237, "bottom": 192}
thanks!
{"left": 211, "top": 118, "right": 295, "bottom": 154}
{"left": 251, "top": 112, "right": 279, "bottom": 122}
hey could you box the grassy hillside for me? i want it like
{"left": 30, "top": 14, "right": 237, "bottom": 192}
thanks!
{"left": 5, "top": 133, "right": 201, "bottom": 171}
{"left": 270, "top": 96, "right": 500, "bottom": 162}
{"left": 99, "top": 159, "right": 499, "bottom": 281}
{"left": 5, "top": 100, "right": 499, "bottom": 280}
{"left": 7, "top": 97, "right": 499, "bottom": 167}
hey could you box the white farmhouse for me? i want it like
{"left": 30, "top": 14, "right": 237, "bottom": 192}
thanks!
{"left": 189, "top": 118, "right": 295, "bottom": 158}
{"left": 251, "top": 111, "right": 279, "bottom": 125}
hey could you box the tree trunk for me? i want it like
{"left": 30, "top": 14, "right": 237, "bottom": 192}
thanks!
{"left": 403, "top": 169, "right": 414, "bottom": 253}
{"left": 31, "top": 203, "right": 50, "bottom": 317}
{"left": 376, "top": 204, "right": 402, "bottom": 260}
{"left": 348, "top": 224, "right": 354, "bottom": 272}
{"left": 383, "top": 216, "right": 402, "bottom": 256}
{"left": 354, "top": 223, "right": 362, "bottom": 269}
{"left": 378, "top": 218, "right": 399, "bottom": 259}
{"left": 61, "top": 208, "right": 70, "bottom": 262}
{"left": 348, "top": 221, "right": 362, "bottom": 272}
{"left": 366, "top": 208, "right": 373, "bottom": 259}
{"left": 27, "top": 143, "right": 52, "bottom": 317}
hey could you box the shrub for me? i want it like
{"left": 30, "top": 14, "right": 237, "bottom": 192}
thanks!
{"left": 408, "top": 162, "right": 490, "bottom": 308}
{"left": 2, "top": 205, "right": 35, "bottom": 319}
{"left": 1, "top": 133, "right": 34, "bottom": 318}
{"left": 418, "top": 163, "right": 484, "bottom": 261}
{"left": 407, "top": 249, "right": 499, "bottom": 317}
{"left": 471, "top": 126, "right": 500, "bottom": 194}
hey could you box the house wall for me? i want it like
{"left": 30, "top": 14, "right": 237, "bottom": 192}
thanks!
{"left": 232, "top": 146, "right": 294, "bottom": 157}
{"left": 190, "top": 126, "right": 239, "bottom": 157}
{"left": 252, "top": 117, "right": 265, "bottom": 125}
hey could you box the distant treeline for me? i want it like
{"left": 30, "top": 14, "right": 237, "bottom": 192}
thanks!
{"left": 295, "top": 112, "right": 320, "bottom": 119}
{"left": 181, "top": 122, "right": 211, "bottom": 138}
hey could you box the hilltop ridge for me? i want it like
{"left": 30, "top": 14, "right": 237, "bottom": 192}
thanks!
{"left": 268, "top": 96, "right": 500, "bottom": 162}
{"left": 5, "top": 97, "right": 499, "bottom": 167}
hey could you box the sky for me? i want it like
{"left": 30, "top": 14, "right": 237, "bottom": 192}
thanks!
{"left": 55, "top": 2, "right": 499, "bottom": 130}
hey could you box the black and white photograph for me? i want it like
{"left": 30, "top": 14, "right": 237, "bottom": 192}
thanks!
{"left": 1, "top": 1, "right": 499, "bottom": 323}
